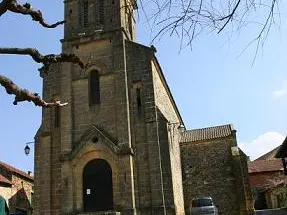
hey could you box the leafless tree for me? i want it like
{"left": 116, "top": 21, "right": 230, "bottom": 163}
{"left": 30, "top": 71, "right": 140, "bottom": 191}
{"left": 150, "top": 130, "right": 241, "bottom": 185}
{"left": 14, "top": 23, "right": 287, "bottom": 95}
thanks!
{"left": 0, "top": 0, "right": 85, "bottom": 107}
{"left": 141, "top": 0, "right": 280, "bottom": 49}
{"left": 0, "top": 0, "right": 281, "bottom": 105}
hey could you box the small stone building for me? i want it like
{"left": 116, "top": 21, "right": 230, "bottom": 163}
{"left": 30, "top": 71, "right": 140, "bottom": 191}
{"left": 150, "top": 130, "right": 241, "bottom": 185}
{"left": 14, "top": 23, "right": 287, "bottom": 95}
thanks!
{"left": 0, "top": 161, "right": 33, "bottom": 215}
{"left": 33, "top": 0, "right": 253, "bottom": 214}
{"left": 180, "top": 125, "right": 254, "bottom": 215}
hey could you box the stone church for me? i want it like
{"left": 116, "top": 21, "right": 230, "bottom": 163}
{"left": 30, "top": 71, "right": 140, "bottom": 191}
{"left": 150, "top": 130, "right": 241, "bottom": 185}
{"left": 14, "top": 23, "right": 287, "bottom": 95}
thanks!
{"left": 33, "top": 0, "right": 254, "bottom": 214}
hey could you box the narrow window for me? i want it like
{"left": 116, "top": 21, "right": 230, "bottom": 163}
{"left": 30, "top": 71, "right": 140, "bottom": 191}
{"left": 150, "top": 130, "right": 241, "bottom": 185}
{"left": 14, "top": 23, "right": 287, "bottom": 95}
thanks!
{"left": 136, "top": 88, "right": 142, "bottom": 115}
{"left": 83, "top": 0, "right": 89, "bottom": 27}
{"left": 55, "top": 106, "right": 60, "bottom": 127}
{"left": 90, "top": 70, "right": 100, "bottom": 105}
{"left": 99, "top": 0, "right": 104, "bottom": 25}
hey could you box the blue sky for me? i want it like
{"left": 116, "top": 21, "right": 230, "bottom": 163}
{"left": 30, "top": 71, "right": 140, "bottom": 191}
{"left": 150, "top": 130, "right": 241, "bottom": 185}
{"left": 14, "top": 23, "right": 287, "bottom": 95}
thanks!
{"left": 0, "top": 0, "right": 286, "bottom": 173}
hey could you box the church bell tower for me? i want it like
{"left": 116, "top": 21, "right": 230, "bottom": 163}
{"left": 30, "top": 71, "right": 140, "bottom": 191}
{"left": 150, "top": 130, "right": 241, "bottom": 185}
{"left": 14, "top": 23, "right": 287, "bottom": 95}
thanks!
{"left": 34, "top": 0, "right": 185, "bottom": 214}
{"left": 64, "top": 0, "right": 136, "bottom": 41}
{"left": 34, "top": 0, "right": 138, "bottom": 213}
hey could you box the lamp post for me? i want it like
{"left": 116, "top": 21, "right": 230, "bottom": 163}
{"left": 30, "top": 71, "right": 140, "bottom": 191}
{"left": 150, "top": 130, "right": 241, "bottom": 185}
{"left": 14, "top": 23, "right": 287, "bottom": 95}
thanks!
{"left": 24, "top": 141, "right": 35, "bottom": 156}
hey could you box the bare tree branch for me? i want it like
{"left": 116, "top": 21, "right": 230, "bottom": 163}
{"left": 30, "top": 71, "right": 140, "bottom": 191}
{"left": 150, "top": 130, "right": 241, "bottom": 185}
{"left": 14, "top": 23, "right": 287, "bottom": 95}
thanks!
{"left": 0, "top": 74, "right": 68, "bottom": 107}
{"left": 0, "top": 48, "right": 85, "bottom": 73}
{"left": 145, "top": 0, "right": 280, "bottom": 50}
{"left": 1, "top": 0, "right": 65, "bottom": 28}
{"left": 0, "top": 1, "right": 87, "bottom": 107}
{"left": 217, "top": 0, "right": 241, "bottom": 33}
{"left": 0, "top": 47, "right": 85, "bottom": 106}
{"left": 238, "top": 0, "right": 277, "bottom": 65}
{"left": 0, "top": 0, "right": 12, "bottom": 16}
{"left": 0, "top": 47, "right": 85, "bottom": 105}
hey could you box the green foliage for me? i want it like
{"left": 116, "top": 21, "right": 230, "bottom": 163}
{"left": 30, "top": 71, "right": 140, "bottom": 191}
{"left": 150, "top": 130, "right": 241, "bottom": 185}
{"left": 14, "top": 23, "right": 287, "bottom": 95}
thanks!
{"left": 277, "top": 185, "right": 287, "bottom": 208}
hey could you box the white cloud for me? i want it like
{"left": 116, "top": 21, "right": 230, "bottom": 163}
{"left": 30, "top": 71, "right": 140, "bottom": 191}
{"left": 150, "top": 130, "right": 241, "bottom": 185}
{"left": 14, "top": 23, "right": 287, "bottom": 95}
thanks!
{"left": 273, "top": 80, "right": 287, "bottom": 98}
{"left": 238, "top": 132, "right": 285, "bottom": 160}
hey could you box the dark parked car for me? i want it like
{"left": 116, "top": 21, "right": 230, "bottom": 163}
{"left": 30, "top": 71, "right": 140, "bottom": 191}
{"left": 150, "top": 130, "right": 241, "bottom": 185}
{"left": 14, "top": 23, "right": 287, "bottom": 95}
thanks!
{"left": 190, "top": 196, "right": 218, "bottom": 215}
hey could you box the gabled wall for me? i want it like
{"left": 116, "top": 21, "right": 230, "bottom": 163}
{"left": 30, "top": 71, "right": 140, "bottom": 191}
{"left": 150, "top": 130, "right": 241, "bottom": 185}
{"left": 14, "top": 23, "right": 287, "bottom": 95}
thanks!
{"left": 125, "top": 41, "right": 185, "bottom": 214}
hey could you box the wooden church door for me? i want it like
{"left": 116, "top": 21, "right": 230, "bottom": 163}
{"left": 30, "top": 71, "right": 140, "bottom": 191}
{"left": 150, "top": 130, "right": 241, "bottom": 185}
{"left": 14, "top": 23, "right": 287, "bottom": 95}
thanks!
{"left": 83, "top": 159, "right": 113, "bottom": 212}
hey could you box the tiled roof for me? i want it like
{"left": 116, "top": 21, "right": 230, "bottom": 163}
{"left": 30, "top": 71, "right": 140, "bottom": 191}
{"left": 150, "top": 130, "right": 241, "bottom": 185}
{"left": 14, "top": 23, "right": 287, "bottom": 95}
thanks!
{"left": 0, "top": 173, "right": 12, "bottom": 185}
{"left": 0, "top": 161, "right": 33, "bottom": 181}
{"left": 248, "top": 159, "right": 283, "bottom": 173}
{"left": 180, "top": 124, "right": 235, "bottom": 143}
{"left": 255, "top": 146, "right": 281, "bottom": 161}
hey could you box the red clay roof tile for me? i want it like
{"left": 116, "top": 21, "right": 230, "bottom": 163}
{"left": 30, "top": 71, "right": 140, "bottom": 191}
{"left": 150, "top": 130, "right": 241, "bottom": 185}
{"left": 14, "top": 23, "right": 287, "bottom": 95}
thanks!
{"left": 248, "top": 159, "right": 283, "bottom": 173}
{"left": 180, "top": 124, "right": 234, "bottom": 143}
{"left": 0, "top": 161, "right": 33, "bottom": 181}
{"left": 0, "top": 173, "right": 12, "bottom": 185}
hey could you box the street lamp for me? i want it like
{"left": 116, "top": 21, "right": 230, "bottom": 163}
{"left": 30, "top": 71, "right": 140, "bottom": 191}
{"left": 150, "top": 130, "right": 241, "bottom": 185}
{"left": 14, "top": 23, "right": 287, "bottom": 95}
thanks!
{"left": 167, "top": 122, "right": 185, "bottom": 132}
{"left": 24, "top": 141, "right": 35, "bottom": 156}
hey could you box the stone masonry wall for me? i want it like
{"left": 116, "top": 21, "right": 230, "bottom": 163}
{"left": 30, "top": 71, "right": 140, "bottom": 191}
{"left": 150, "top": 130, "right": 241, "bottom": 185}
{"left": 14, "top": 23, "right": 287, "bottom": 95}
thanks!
{"left": 64, "top": 0, "right": 118, "bottom": 39}
{"left": 156, "top": 110, "right": 176, "bottom": 214}
{"left": 125, "top": 41, "right": 185, "bottom": 214}
{"left": 126, "top": 42, "right": 184, "bottom": 214}
{"left": 68, "top": 39, "right": 117, "bottom": 144}
{"left": 34, "top": 62, "right": 62, "bottom": 215}
{"left": 180, "top": 137, "right": 242, "bottom": 215}
{"left": 125, "top": 41, "right": 186, "bottom": 214}
{"left": 239, "top": 150, "right": 255, "bottom": 214}
{"left": 151, "top": 58, "right": 185, "bottom": 215}
{"left": 151, "top": 61, "right": 178, "bottom": 123}
{"left": 65, "top": 34, "right": 135, "bottom": 214}
{"left": 0, "top": 185, "right": 10, "bottom": 202}
{"left": 126, "top": 41, "right": 166, "bottom": 214}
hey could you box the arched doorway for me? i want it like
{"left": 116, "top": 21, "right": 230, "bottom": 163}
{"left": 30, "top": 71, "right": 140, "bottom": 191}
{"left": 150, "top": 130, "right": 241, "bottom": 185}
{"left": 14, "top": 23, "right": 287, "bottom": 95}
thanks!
{"left": 83, "top": 159, "right": 113, "bottom": 212}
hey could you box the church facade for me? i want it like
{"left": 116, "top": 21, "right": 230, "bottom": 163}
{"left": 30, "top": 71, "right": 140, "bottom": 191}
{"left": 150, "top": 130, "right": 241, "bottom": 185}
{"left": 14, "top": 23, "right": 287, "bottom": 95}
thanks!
{"left": 33, "top": 0, "right": 253, "bottom": 214}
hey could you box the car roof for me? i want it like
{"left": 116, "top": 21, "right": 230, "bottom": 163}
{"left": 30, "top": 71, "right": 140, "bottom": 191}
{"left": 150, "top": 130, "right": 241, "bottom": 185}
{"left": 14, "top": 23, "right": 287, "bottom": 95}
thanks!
{"left": 192, "top": 196, "right": 213, "bottom": 200}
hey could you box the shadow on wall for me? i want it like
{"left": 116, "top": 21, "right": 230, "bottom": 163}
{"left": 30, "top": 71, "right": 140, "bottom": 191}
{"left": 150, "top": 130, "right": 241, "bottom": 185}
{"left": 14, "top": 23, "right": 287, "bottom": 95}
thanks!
{"left": 253, "top": 188, "right": 267, "bottom": 210}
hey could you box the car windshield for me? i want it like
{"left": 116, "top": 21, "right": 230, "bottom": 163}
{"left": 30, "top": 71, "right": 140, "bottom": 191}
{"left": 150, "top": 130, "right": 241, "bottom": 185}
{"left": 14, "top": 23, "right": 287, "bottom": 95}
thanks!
{"left": 192, "top": 198, "right": 213, "bottom": 207}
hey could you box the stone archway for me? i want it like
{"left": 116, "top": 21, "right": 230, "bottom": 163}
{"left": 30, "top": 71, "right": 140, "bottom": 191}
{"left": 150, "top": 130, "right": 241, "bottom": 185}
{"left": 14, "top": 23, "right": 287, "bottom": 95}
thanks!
{"left": 83, "top": 159, "right": 113, "bottom": 212}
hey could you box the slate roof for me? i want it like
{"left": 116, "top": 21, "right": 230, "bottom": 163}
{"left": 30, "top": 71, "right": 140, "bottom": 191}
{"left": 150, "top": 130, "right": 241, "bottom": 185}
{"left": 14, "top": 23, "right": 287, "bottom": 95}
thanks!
{"left": 0, "top": 173, "right": 12, "bottom": 185}
{"left": 248, "top": 159, "right": 283, "bottom": 173}
{"left": 0, "top": 161, "right": 33, "bottom": 181}
{"left": 180, "top": 124, "right": 235, "bottom": 143}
